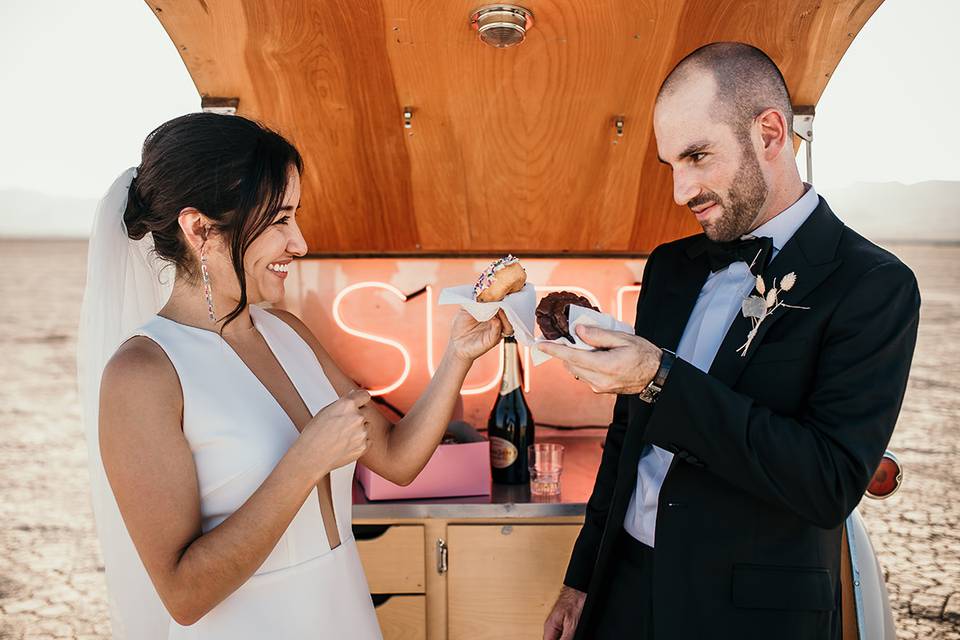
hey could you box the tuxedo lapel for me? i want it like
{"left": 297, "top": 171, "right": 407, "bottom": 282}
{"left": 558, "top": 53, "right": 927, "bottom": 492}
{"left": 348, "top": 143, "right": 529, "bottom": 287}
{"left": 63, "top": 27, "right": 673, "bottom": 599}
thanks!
{"left": 616, "top": 242, "right": 711, "bottom": 485}
{"left": 649, "top": 240, "right": 712, "bottom": 351}
{"left": 708, "top": 198, "right": 845, "bottom": 388}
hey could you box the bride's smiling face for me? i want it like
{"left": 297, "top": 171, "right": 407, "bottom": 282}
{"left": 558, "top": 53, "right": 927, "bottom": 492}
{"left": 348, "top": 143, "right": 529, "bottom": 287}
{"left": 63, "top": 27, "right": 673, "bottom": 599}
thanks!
{"left": 243, "top": 168, "right": 307, "bottom": 304}
{"left": 205, "top": 167, "right": 307, "bottom": 307}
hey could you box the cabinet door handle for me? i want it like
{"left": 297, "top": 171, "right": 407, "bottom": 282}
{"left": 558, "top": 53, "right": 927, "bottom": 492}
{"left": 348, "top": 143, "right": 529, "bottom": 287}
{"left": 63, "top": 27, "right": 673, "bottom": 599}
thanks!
{"left": 436, "top": 538, "right": 448, "bottom": 574}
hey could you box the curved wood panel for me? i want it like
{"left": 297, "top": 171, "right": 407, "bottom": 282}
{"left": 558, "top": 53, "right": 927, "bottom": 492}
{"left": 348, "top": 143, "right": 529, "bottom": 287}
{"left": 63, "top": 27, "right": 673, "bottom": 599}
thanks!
{"left": 149, "top": 0, "right": 883, "bottom": 254}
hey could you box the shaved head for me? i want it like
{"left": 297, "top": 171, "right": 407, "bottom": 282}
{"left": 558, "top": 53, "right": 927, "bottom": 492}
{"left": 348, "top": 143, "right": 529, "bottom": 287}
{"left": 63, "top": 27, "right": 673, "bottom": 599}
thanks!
{"left": 658, "top": 42, "right": 794, "bottom": 142}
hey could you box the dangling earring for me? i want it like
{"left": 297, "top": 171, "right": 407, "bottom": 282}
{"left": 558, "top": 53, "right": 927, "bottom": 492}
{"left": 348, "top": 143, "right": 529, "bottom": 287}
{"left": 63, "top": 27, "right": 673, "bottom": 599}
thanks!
{"left": 200, "top": 241, "right": 217, "bottom": 323}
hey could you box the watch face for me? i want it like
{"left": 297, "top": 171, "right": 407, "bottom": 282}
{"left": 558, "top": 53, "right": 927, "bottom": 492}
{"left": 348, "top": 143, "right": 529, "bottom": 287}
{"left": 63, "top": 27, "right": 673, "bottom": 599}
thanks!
{"left": 639, "top": 383, "right": 660, "bottom": 404}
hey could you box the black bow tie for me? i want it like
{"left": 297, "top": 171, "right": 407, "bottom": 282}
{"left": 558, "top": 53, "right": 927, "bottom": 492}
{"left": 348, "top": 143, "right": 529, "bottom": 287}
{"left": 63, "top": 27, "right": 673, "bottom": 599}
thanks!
{"left": 704, "top": 235, "right": 774, "bottom": 275}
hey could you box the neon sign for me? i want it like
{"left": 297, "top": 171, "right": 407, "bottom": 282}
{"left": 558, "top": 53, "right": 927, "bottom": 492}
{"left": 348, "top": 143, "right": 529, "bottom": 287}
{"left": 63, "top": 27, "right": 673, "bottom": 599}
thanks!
{"left": 331, "top": 281, "right": 642, "bottom": 397}
{"left": 332, "top": 282, "right": 412, "bottom": 395}
{"left": 288, "top": 257, "right": 645, "bottom": 425}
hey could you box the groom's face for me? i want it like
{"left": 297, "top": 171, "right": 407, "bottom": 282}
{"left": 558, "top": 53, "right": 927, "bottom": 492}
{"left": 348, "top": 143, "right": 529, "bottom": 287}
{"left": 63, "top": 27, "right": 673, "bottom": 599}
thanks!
{"left": 654, "top": 74, "right": 768, "bottom": 242}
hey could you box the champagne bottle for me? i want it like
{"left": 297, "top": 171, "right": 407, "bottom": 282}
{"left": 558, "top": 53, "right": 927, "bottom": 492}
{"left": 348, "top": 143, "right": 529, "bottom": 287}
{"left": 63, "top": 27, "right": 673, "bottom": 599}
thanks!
{"left": 488, "top": 336, "right": 534, "bottom": 484}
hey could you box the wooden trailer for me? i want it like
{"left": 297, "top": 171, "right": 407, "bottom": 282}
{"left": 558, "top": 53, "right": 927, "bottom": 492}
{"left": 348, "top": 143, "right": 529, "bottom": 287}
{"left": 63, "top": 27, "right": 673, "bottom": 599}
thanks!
{"left": 149, "top": 2, "right": 893, "bottom": 639}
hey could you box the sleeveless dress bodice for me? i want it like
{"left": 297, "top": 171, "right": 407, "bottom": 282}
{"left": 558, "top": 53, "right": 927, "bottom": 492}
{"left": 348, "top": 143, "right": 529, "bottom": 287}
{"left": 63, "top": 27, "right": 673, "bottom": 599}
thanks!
{"left": 135, "top": 305, "right": 382, "bottom": 639}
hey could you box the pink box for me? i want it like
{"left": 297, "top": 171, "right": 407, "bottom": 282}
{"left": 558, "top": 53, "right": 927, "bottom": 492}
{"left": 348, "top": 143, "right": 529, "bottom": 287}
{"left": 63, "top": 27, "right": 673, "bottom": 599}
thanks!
{"left": 357, "top": 440, "right": 492, "bottom": 500}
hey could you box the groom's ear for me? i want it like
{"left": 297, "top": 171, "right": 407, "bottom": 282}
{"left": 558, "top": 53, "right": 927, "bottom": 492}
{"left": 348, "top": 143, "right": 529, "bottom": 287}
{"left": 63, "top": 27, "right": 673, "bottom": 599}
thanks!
{"left": 756, "top": 108, "right": 789, "bottom": 160}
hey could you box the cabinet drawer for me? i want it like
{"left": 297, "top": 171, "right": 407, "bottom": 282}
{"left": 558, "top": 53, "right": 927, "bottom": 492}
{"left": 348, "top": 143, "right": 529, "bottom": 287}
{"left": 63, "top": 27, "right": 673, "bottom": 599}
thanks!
{"left": 373, "top": 594, "right": 426, "bottom": 640}
{"left": 355, "top": 525, "right": 426, "bottom": 594}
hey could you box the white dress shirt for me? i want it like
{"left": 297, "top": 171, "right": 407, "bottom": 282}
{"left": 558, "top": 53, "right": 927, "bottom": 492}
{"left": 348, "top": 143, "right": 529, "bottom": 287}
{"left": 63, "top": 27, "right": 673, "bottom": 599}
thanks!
{"left": 623, "top": 184, "right": 820, "bottom": 547}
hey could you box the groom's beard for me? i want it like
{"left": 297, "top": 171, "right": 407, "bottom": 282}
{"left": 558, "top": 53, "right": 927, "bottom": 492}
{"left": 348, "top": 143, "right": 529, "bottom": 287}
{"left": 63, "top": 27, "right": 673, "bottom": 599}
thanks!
{"left": 691, "top": 144, "right": 769, "bottom": 242}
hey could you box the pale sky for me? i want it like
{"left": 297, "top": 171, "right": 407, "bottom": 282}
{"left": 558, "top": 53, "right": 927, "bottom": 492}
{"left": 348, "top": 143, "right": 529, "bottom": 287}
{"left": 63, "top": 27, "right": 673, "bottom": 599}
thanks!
{"left": 0, "top": 0, "right": 957, "bottom": 202}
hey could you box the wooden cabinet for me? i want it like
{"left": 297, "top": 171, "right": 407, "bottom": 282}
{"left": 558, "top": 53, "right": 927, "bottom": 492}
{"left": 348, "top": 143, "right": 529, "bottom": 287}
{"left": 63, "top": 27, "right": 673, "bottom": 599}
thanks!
{"left": 447, "top": 525, "right": 581, "bottom": 640}
{"left": 356, "top": 525, "right": 428, "bottom": 640}
{"left": 355, "top": 520, "right": 582, "bottom": 640}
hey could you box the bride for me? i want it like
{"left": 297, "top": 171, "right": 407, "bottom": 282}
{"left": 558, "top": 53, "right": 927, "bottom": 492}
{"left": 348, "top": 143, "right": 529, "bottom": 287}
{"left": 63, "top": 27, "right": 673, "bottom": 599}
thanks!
{"left": 78, "top": 112, "right": 505, "bottom": 638}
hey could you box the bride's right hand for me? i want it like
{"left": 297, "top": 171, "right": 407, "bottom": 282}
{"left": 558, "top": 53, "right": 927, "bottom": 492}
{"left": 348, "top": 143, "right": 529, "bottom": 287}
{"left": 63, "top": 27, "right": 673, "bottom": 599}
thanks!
{"left": 299, "top": 389, "right": 371, "bottom": 478}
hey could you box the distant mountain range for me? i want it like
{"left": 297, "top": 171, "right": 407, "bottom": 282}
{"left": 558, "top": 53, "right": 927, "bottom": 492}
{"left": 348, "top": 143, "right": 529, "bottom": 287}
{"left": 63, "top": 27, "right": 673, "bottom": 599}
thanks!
{"left": 0, "top": 181, "right": 957, "bottom": 242}
{"left": 0, "top": 189, "right": 98, "bottom": 238}
{"left": 825, "top": 181, "right": 960, "bottom": 243}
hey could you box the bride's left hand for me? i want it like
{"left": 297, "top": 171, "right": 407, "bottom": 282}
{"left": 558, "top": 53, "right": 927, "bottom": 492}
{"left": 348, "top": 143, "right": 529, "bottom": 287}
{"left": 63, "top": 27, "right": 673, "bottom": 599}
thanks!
{"left": 448, "top": 309, "right": 507, "bottom": 362}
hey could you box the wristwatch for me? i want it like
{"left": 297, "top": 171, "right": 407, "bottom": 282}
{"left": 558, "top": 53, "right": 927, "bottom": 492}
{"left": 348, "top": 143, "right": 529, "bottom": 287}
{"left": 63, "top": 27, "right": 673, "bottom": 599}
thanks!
{"left": 638, "top": 349, "right": 675, "bottom": 404}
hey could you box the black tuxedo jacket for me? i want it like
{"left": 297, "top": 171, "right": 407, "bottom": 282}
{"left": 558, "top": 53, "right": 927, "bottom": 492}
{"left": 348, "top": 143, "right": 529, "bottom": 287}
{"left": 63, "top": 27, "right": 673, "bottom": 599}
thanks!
{"left": 565, "top": 198, "right": 921, "bottom": 640}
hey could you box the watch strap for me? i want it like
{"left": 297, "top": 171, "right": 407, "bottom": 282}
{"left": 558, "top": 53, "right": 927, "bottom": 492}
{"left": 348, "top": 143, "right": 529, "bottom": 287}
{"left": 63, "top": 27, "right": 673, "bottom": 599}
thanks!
{"left": 638, "top": 348, "right": 675, "bottom": 404}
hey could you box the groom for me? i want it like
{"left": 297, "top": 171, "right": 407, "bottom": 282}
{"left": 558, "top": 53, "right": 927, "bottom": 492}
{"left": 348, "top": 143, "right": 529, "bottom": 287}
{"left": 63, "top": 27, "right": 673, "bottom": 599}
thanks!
{"left": 539, "top": 43, "right": 921, "bottom": 640}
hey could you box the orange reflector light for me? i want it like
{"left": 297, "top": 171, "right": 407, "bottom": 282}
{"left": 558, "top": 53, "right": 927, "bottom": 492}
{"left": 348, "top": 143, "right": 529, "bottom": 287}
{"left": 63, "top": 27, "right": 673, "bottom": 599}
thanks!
{"left": 866, "top": 451, "right": 903, "bottom": 500}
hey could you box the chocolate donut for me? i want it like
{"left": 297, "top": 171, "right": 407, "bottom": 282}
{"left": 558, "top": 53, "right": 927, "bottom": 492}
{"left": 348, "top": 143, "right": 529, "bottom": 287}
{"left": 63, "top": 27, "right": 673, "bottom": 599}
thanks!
{"left": 536, "top": 292, "right": 599, "bottom": 342}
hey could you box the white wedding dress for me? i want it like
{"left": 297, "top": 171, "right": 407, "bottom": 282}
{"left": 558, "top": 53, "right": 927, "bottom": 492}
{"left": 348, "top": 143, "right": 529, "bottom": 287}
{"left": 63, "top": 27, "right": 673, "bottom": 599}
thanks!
{"left": 133, "top": 304, "right": 383, "bottom": 639}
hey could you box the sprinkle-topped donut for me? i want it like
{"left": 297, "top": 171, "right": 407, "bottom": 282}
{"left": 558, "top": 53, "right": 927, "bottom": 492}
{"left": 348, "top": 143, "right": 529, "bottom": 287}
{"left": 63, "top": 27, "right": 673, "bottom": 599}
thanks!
{"left": 473, "top": 255, "right": 526, "bottom": 302}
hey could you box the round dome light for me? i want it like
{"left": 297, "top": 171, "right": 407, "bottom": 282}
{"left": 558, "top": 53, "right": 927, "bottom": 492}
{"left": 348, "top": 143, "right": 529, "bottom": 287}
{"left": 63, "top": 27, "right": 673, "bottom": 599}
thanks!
{"left": 470, "top": 5, "right": 534, "bottom": 48}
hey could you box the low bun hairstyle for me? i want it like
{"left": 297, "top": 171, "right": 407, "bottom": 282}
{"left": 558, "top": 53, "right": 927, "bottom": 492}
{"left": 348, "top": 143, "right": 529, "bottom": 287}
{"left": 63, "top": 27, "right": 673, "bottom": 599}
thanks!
{"left": 123, "top": 112, "right": 304, "bottom": 328}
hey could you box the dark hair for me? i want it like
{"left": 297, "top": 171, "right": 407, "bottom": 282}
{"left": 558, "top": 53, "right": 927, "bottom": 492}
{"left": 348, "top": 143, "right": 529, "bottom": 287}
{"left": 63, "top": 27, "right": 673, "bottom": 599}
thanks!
{"left": 124, "top": 112, "right": 304, "bottom": 329}
{"left": 657, "top": 42, "right": 794, "bottom": 142}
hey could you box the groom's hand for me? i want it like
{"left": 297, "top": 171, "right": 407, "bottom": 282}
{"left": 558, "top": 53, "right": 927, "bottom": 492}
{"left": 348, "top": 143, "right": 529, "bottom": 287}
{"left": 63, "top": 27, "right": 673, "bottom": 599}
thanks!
{"left": 544, "top": 586, "right": 587, "bottom": 640}
{"left": 537, "top": 325, "right": 662, "bottom": 395}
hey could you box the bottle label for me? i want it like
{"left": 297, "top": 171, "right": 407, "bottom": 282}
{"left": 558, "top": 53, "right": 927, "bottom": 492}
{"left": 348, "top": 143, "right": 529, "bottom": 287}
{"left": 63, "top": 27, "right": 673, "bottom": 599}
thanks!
{"left": 489, "top": 436, "right": 519, "bottom": 469}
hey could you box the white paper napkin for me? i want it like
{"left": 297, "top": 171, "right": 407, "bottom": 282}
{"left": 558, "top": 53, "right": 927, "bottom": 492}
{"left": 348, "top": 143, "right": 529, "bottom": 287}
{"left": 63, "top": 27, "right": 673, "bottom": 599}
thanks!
{"left": 530, "top": 305, "right": 635, "bottom": 365}
{"left": 437, "top": 284, "right": 539, "bottom": 346}
{"left": 438, "top": 285, "right": 635, "bottom": 366}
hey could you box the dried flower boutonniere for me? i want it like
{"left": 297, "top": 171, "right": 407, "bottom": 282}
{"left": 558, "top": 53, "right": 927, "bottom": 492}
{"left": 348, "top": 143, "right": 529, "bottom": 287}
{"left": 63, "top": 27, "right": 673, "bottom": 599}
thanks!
{"left": 737, "top": 271, "right": 809, "bottom": 357}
